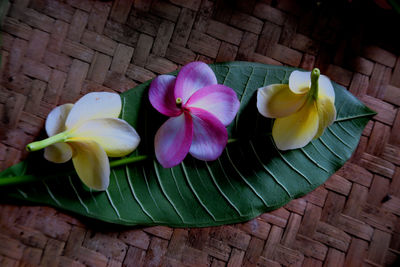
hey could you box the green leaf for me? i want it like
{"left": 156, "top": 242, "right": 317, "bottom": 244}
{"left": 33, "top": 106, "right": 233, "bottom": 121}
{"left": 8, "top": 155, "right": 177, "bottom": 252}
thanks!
{"left": 0, "top": 62, "right": 375, "bottom": 227}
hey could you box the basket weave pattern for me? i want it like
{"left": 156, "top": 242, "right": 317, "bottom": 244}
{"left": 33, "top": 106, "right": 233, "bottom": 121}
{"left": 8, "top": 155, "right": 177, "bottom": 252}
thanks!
{"left": 1, "top": 0, "right": 400, "bottom": 266}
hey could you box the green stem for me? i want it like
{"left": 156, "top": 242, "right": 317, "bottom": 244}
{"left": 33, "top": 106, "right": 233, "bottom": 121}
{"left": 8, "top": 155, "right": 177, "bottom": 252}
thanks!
{"left": 0, "top": 175, "right": 38, "bottom": 187}
{"left": 109, "top": 155, "right": 149, "bottom": 168}
{"left": 308, "top": 68, "right": 320, "bottom": 100}
{"left": 26, "top": 132, "right": 69, "bottom": 152}
{"left": 0, "top": 155, "right": 149, "bottom": 187}
{"left": 227, "top": 138, "right": 238, "bottom": 144}
{"left": 1, "top": 138, "right": 239, "bottom": 187}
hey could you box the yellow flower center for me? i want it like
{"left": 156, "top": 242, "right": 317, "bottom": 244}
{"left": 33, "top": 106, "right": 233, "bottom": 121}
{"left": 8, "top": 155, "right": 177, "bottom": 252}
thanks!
{"left": 176, "top": 97, "right": 183, "bottom": 108}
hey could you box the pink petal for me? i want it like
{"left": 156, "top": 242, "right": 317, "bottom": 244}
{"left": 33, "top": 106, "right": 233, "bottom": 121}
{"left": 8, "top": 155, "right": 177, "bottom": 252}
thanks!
{"left": 155, "top": 113, "right": 193, "bottom": 168}
{"left": 149, "top": 75, "right": 181, "bottom": 116}
{"left": 174, "top": 62, "right": 217, "bottom": 104}
{"left": 186, "top": 84, "right": 240, "bottom": 126}
{"left": 189, "top": 108, "right": 228, "bottom": 161}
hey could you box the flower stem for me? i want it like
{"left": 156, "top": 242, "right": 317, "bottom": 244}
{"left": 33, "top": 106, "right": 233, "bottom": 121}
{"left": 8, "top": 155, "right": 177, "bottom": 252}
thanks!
{"left": 0, "top": 155, "right": 149, "bottom": 187}
{"left": 3, "top": 138, "right": 239, "bottom": 187}
{"left": 227, "top": 138, "right": 238, "bottom": 144}
{"left": 0, "top": 175, "right": 38, "bottom": 187}
{"left": 109, "top": 155, "right": 149, "bottom": 168}
{"left": 26, "top": 132, "right": 69, "bottom": 152}
{"left": 309, "top": 68, "right": 320, "bottom": 100}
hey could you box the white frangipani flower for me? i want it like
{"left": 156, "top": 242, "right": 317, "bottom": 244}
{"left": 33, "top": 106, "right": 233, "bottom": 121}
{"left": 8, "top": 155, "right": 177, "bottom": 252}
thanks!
{"left": 27, "top": 92, "right": 140, "bottom": 190}
{"left": 257, "top": 68, "right": 336, "bottom": 150}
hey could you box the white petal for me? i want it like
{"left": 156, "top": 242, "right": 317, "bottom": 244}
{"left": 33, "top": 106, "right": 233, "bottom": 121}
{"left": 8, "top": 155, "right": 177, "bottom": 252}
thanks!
{"left": 69, "top": 139, "right": 110, "bottom": 191}
{"left": 289, "top": 70, "right": 311, "bottom": 94}
{"left": 68, "top": 118, "right": 140, "bottom": 157}
{"left": 319, "top": 74, "right": 335, "bottom": 102}
{"left": 66, "top": 92, "right": 121, "bottom": 129}
{"left": 45, "top": 104, "right": 74, "bottom": 136}
{"left": 44, "top": 143, "right": 73, "bottom": 163}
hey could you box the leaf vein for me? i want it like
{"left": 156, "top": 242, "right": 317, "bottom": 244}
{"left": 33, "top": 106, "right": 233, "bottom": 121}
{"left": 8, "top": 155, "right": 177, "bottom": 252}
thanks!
{"left": 317, "top": 137, "right": 345, "bottom": 160}
{"left": 300, "top": 148, "right": 329, "bottom": 172}
{"left": 68, "top": 176, "right": 90, "bottom": 214}
{"left": 337, "top": 121, "right": 355, "bottom": 136}
{"left": 17, "top": 188, "right": 28, "bottom": 199}
{"left": 272, "top": 137, "right": 312, "bottom": 185}
{"left": 112, "top": 169, "right": 125, "bottom": 201}
{"left": 205, "top": 162, "right": 243, "bottom": 216}
{"left": 181, "top": 162, "right": 217, "bottom": 221}
{"left": 153, "top": 161, "right": 185, "bottom": 223}
{"left": 42, "top": 180, "right": 62, "bottom": 206}
{"left": 125, "top": 166, "right": 156, "bottom": 222}
{"left": 106, "top": 189, "right": 122, "bottom": 219}
{"left": 225, "top": 147, "right": 269, "bottom": 207}
{"left": 327, "top": 127, "right": 352, "bottom": 149}
{"left": 142, "top": 167, "right": 161, "bottom": 211}
{"left": 249, "top": 140, "right": 293, "bottom": 198}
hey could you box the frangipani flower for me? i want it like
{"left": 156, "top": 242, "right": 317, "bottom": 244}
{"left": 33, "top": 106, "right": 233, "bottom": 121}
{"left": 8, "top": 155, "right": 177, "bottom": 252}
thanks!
{"left": 149, "top": 62, "right": 240, "bottom": 168}
{"left": 27, "top": 92, "right": 140, "bottom": 190}
{"left": 257, "top": 68, "right": 336, "bottom": 150}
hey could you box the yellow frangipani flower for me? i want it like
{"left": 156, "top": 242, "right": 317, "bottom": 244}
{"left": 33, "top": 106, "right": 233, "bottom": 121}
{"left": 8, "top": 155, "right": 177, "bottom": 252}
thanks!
{"left": 27, "top": 92, "right": 140, "bottom": 190}
{"left": 257, "top": 68, "right": 336, "bottom": 150}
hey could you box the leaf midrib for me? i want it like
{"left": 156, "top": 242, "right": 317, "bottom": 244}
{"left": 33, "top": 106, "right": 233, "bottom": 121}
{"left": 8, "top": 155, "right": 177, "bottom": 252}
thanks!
{"left": 335, "top": 112, "right": 376, "bottom": 122}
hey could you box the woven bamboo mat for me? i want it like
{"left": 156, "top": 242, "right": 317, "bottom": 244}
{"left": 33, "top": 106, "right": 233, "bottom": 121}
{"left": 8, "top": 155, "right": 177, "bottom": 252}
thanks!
{"left": 1, "top": 0, "right": 400, "bottom": 266}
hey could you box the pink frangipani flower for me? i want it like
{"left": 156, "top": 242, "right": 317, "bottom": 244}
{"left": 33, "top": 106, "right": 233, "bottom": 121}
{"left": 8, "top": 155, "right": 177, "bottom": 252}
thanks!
{"left": 149, "top": 62, "right": 240, "bottom": 168}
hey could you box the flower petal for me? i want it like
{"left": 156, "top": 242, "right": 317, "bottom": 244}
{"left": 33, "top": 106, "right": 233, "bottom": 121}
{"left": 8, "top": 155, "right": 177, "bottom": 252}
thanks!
{"left": 314, "top": 96, "right": 336, "bottom": 139}
{"left": 68, "top": 118, "right": 140, "bottom": 157}
{"left": 272, "top": 101, "right": 319, "bottom": 150}
{"left": 155, "top": 113, "right": 193, "bottom": 168}
{"left": 186, "top": 84, "right": 240, "bottom": 126}
{"left": 319, "top": 74, "right": 335, "bottom": 102}
{"left": 66, "top": 92, "right": 121, "bottom": 129}
{"left": 189, "top": 108, "right": 228, "bottom": 161}
{"left": 44, "top": 143, "right": 73, "bottom": 163}
{"left": 257, "top": 84, "right": 307, "bottom": 118}
{"left": 68, "top": 139, "right": 110, "bottom": 191}
{"left": 149, "top": 75, "right": 181, "bottom": 116}
{"left": 174, "top": 62, "right": 217, "bottom": 104}
{"left": 289, "top": 70, "right": 311, "bottom": 94}
{"left": 46, "top": 104, "right": 74, "bottom": 136}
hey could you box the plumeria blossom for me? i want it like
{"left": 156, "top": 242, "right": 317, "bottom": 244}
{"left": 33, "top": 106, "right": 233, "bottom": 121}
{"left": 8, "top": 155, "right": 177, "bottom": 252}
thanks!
{"left": 27, "top": 92, "right": 140, "bottom": 190}
{"left": 257, "top": 68, "right": 336, "bottom": 150}
{"left": 149, "top": 62, "right": 240, "bottom": 168}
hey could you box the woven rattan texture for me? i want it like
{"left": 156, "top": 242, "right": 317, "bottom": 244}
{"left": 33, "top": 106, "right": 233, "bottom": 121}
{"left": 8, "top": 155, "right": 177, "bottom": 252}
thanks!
{"left": 1, "top": 0, "right": 400, "bottom": 266}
